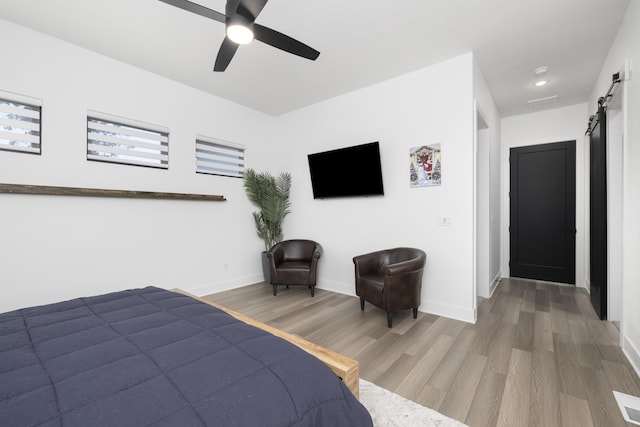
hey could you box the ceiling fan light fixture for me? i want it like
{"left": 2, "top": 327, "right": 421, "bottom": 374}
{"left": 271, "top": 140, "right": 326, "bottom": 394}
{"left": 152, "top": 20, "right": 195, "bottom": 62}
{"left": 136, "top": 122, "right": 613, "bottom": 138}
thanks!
{"left": 162, "top": 0, "right": 320, "bottom": 72}
{"left": 227, "top": 24, "right": 254, "bottom": 44}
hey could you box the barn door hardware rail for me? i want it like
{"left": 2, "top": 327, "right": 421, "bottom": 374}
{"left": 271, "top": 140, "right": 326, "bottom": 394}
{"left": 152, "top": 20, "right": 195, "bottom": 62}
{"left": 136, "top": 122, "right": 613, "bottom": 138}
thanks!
{"left": 586, "top": 72, "right": 621, "bottom": 136}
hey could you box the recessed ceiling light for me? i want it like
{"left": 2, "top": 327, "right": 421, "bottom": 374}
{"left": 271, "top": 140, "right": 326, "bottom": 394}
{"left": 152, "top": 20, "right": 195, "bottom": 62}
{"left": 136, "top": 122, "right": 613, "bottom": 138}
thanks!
{"left": 532, "top": 66, "right": 550, "bottom": 88}
{"left": 534, "top": 66, "right": 549, "bottom": 77}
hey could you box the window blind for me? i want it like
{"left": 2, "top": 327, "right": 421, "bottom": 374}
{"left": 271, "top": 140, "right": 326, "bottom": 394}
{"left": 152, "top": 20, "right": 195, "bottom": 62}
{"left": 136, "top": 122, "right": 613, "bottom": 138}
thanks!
{"left": 0, "top": 95, "right": 42, "bottom": 155}
{"left": 196, "top": 136, "right": 245, "bottom": 178}
{"left": 87, "top": 112, "right": 169, "bottom": 169}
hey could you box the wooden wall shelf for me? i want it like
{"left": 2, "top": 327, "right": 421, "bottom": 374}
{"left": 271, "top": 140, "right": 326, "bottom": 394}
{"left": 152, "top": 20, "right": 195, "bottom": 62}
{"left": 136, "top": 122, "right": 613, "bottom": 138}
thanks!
{"left": 0, "top": 184, "right": 226, "bottom": 202}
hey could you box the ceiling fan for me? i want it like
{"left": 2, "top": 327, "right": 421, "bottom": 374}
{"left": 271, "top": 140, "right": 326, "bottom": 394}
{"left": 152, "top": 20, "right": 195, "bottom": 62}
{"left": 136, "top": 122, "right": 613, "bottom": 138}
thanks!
{"left": 159, "top": 0, "right": 320, "bottom": 71}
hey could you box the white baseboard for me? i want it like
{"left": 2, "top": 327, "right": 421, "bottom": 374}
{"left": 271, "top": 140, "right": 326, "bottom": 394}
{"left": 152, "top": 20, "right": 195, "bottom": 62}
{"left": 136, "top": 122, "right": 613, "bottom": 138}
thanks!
{"left": 421, "top": 299, "right": 476, "bottom": 324}
{"left": 623, "top": 335, "right": 640, "bottom": 380}
{"left": 317, "top": 279, "right": 356, "bottom": 297}
{"left": 184, "top": 273, "right": 264, "bottom": 297}
{"left": 320, "top": 280, "right": 476, "bottom": 323}
{"left": 489, "top": 271, "right": 502, "bottom": 297}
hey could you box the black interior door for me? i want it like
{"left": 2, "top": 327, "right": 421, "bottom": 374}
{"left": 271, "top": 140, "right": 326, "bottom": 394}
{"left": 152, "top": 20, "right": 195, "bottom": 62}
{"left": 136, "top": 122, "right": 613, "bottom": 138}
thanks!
{"left": 589, "top": 105, "right": 607, "bottom": 319}
{"left": 510, "top": 141, "right": 576, "bottom": 284}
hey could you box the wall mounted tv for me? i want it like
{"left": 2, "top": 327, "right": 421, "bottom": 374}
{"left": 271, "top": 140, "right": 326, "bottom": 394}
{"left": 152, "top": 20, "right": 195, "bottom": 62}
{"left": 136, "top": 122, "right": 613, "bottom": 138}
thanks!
{"left": 307, "top": 141, "right": 384, "bottom": 199}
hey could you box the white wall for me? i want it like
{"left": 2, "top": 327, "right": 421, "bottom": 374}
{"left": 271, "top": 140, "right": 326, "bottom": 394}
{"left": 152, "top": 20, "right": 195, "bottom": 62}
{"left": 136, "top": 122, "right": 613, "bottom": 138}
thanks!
{"left": 275, "top": 54, "right": 477, "bottom": 322}
{"left": 0, "top": 19, "right": 277, "bottom": 312}
{"left": 0, "top": 20, "right": 485, "bottom": 324}
{"left": 606, "top": 106, "right": 623, "bottom": 323}
{"left": 588, "top": 0, "right": 640, "bottom": 376}
{"left": 501, "top": 103, "right": 589, "bottom": 288}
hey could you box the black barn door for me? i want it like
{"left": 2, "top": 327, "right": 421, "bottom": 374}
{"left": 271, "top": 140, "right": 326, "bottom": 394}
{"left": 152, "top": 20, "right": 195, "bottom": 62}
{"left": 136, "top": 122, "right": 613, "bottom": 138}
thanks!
{"left": 589, "top": 105, "right": 607, "bottom": 319}
{"left": 510, "top": 141, "right": 576, "bottom": 284}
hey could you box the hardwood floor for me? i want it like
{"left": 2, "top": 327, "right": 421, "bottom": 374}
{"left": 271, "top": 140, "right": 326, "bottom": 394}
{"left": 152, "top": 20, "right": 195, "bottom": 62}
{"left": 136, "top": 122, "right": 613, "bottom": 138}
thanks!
{"left": 204, "top": 278, "right": 640, "bottom": 427}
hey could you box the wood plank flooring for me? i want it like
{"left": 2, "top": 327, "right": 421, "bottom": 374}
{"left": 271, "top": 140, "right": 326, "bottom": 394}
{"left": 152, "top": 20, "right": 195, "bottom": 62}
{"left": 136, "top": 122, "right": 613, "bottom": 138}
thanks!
{"left": 204, "top": 278, "right": 640, "bottom": 427}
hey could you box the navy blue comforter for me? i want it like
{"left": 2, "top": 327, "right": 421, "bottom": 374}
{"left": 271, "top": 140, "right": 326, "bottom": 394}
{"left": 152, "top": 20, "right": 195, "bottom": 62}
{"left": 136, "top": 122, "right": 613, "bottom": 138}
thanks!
{"left": 0, "top": 287, "right": 372, "bottom": 426}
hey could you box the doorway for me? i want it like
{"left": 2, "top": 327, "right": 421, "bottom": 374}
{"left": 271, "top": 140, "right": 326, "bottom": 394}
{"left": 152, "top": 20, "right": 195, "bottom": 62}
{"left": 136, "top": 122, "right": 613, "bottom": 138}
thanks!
{"left": 509, "top": 141, "right": 576, "bottom": 284}
{"left": 476, "top": 112, "right": 490, "bottom": 298}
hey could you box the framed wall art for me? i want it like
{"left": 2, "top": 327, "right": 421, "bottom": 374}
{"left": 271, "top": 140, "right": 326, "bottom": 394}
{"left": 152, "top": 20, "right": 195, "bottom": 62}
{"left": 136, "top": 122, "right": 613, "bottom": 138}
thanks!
{"left": 410, "top": 144, "right": 441, "bottom": 187}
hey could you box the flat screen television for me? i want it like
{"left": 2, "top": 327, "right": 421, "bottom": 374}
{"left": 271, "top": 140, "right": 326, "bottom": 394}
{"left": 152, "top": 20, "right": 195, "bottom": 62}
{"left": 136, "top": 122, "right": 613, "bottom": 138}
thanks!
{"left": 307, "top": 141, "right": 384, "bottom": 199}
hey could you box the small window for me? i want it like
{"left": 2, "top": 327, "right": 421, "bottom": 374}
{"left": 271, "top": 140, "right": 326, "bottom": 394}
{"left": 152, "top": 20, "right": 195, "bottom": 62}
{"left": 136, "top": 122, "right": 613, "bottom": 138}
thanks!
{"left": 196, "top": 136, "right": 245, "bottom": 178}
{"left": 87, "top": 111, "right": 169, "bottom": 169}
{"left": 0, "top": 92, "right": 42, "bottom": 155}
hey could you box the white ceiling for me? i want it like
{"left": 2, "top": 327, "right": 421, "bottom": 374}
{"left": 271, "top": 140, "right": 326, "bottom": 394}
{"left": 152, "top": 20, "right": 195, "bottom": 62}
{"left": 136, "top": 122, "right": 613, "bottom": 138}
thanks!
{"left": 0, "top": 0, "right": 630, "bottom": 116}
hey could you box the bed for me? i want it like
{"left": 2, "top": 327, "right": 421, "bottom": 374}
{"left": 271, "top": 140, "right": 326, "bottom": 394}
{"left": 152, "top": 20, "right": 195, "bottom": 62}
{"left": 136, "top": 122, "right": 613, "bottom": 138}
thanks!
{"left": 0, "top": 286, "right": 372, "bottom": 426}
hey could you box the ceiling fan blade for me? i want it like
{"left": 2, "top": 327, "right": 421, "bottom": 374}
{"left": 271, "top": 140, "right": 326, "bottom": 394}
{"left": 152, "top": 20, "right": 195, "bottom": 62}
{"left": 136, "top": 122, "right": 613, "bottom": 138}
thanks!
{"left": 237, "top": 0, "right": 269, "bottom": 20}
{"left": 214, "top": 37, "right": 240, "bottom": 71}
{"left": 253, "top": 24, "right": 320, "bottom": 61}
{"left": 158, "top": 0, "right": 226, "bottom": 24}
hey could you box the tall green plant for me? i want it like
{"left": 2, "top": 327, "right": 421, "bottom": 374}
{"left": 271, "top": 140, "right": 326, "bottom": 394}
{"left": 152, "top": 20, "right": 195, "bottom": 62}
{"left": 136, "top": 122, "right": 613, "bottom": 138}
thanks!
{"left": 242, "top": 168, "right": 292, "bottom": 251}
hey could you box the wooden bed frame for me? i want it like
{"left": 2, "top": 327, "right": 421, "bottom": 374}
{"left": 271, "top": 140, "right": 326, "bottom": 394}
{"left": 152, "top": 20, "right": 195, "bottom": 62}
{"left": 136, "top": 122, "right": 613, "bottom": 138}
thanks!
{"left": 173, "top": 289, "right": 360, "bottom": 398}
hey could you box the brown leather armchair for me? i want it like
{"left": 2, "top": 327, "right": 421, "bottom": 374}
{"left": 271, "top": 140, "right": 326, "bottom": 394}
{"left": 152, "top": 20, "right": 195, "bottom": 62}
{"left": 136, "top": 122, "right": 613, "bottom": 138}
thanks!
{"left": 267, "top": 240, "right": 323, "bottom": 297}
{"left": 353, "top": 247, "right": 426, "bottom": 328}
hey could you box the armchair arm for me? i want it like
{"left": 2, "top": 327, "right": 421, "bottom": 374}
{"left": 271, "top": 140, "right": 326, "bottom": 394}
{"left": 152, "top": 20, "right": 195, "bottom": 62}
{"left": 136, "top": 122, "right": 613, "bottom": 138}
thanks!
{"left": 353, "top": 250, "right": 390, "bottom": 276}
{"left": 383, "top": 252, "right": 426, "bottom": 312}
{"left": 312, "top": 242, "right": 323, "bottom": 258}
{"left": 266, "top": 243, "right": 286, "bottom": 264}
{"left": 308, "top": 243, "right": 323, "bottom": 285}
{"left": 266, "top": 243, "right": 286, "bottom": 280}
{"left": 385, "top": 256, "right": 425, "bottom": 277}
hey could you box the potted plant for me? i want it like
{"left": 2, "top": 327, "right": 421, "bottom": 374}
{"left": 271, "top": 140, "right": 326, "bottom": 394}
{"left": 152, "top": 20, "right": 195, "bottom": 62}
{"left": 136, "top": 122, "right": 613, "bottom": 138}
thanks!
{"left": 242, "top": 168, "right": 292, "bottom": 283}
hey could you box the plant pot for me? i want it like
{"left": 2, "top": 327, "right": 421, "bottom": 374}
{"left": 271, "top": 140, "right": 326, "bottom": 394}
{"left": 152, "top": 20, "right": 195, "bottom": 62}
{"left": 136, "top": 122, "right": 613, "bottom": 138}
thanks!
{"left": 261, "top": 251, "right": 271, "bottom": 284}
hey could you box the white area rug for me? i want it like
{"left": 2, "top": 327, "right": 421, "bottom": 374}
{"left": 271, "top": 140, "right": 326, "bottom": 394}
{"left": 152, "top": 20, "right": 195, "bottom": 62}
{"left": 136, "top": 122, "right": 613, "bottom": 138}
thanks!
{"left": 359, "top": 380, "right": 468, "bottom": 427}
